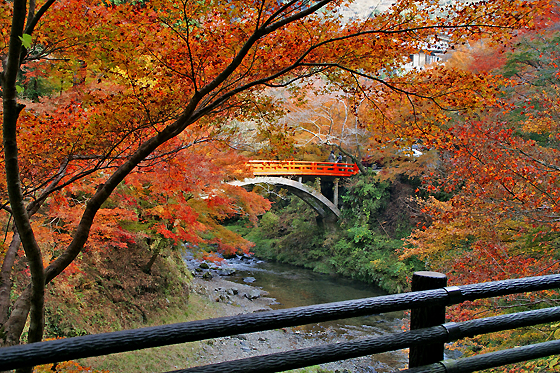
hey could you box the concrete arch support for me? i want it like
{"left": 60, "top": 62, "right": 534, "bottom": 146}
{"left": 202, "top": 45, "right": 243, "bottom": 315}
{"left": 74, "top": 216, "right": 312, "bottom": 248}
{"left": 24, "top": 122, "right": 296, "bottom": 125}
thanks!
{"left": 229, "top": 177, "right": 340, "bottom": 221}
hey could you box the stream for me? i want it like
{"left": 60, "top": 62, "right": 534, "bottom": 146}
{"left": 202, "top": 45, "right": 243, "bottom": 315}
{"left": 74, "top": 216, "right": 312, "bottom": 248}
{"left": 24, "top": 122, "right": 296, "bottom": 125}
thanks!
{"left": 185, "top": 253, "right": 409, "bottom": 372}
{"left": 226, "top": 257, "right": 406, "bottom": 337}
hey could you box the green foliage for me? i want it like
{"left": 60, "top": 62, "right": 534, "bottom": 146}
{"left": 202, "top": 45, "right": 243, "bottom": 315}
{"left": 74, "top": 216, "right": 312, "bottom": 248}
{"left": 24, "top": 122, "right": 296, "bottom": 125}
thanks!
{"left": 327, "top": 233, "right": 415, "bottom": 293}
{"left": 341, "top": 177, "right": 390, "bottom": 221}
{"left": 240, "top": 194, "right": 325, "bottom": 264}
{"left": 102, "top": 0, "right": 147, "bottom": 6}
{"left": 17, "top": 61, "right": 60, "bottom": 101}
{"left": 258, "top": 211, "right": 283, "bottom": 238}
{"left": 285, "top": 367, "right": 334, "bottom": 373}
{"left": 44, "top": 306, "right": 89, "bottom": 338}
{"left": 18, "top": 34, "right": 32, "bottom": 49}
{"left": 240, "top": 172, "right": 424, "bottom": 293}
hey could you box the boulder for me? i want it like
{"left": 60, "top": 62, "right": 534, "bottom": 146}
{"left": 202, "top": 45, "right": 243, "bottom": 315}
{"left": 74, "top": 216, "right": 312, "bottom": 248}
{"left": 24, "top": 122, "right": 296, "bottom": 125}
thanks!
{"left": 245, "top": 289, "right": 261, "bottom": 300}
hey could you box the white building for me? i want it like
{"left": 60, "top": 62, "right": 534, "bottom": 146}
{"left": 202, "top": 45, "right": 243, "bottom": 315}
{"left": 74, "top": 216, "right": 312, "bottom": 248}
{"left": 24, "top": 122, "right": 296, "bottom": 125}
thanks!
{"left": 402, "top": 36, "right": 451, "bottom": 71}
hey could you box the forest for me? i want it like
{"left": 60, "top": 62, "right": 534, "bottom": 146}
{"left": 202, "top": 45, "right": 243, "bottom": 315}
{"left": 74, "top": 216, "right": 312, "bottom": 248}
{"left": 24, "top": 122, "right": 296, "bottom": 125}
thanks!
{"left": 0, "top": 0, "right": 559, "bottom": 371}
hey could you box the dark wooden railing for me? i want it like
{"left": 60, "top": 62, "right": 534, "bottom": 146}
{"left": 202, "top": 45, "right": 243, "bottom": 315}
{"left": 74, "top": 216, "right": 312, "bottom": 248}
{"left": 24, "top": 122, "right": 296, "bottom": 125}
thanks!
{"left": 1, "top": 272, "right": 560, "bottom": 372}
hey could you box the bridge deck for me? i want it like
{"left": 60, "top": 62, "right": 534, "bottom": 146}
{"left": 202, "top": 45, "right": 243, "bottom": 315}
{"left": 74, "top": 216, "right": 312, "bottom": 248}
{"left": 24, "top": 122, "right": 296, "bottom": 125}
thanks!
{"left": 248, "top": 160, "right": 359, "bottom": 177}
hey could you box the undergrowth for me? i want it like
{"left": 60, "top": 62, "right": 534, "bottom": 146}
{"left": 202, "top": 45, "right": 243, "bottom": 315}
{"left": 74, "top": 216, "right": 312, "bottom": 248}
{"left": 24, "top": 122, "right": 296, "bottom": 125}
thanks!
{"left": 31, "top": 238, "right": 222, "bottom": 372}
{"left": 231, "top": 173, "right": 424, "bottom": 293}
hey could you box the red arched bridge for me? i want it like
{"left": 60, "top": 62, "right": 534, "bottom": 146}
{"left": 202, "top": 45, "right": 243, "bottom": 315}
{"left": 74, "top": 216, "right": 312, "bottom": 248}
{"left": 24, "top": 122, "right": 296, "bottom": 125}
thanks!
{"left": 247, "top": 160, "right": 359, "bottom": 177}
{"left": 230, "top": 160, "right": 360, "bottom": 223}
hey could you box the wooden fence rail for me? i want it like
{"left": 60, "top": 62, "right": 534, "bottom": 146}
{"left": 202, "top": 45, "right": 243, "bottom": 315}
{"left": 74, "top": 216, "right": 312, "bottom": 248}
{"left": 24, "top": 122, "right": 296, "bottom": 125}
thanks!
{"left": 1, "top": 273, "right": 560, "bottom": 372}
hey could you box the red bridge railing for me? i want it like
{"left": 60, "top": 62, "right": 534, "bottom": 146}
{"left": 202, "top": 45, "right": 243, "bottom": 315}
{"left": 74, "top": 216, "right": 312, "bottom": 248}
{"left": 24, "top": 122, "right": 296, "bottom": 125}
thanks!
{"left": 248, "top": 160, "right": 359, "bottom": 177}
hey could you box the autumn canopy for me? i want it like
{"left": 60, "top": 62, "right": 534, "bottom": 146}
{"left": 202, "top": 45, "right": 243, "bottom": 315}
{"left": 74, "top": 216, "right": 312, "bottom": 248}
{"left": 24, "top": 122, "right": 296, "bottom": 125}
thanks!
{"left": 0, "top": 0, "right": 552, "bottom": 355}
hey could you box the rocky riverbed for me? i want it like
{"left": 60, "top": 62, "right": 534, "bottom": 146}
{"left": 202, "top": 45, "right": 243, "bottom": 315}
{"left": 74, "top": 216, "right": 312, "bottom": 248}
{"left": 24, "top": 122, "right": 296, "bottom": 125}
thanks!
{"left": 187, "top": 273, "right": 408, "bottom": 373}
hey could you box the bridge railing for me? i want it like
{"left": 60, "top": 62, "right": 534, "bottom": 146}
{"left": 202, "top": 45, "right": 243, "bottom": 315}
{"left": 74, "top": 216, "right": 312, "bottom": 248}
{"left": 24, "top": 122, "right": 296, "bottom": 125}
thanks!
{"left": 1, "top": 273, "right": 560, "bottom": 372}
{"left": 248, "top": 160, "right": 360, "bottom": 177}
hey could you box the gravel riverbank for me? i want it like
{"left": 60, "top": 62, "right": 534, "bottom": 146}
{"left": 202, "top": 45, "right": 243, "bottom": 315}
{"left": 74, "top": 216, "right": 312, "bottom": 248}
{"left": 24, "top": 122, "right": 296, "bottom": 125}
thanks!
{"left": 187, "top": 275, "right": 408, "bottom": 373}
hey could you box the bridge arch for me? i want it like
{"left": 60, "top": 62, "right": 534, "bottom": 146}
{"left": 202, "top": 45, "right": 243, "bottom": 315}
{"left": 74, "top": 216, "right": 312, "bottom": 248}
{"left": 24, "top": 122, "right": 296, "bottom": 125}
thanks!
{"left": 229, "top": 177, "right": 340, "bottom": 221}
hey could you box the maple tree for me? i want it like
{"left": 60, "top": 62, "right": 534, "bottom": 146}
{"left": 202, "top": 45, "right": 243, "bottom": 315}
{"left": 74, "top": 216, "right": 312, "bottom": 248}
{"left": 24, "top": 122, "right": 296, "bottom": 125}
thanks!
{"left": 389, "top": 9, "right": 560, "bottom": 366}
{"left": 0, "top": 0, "right": 548, "bottom": 356}
{"left": 400, "top": 5, "right": 560, "bottom": 283}
{"left": 116, "top": 141, "right": 270, "bottom": 273}
{"left": 275, "top": 90, "right": 373, "bottom": 171}
{"left": 358, "top": 9, "right": 560, "bottom": 365}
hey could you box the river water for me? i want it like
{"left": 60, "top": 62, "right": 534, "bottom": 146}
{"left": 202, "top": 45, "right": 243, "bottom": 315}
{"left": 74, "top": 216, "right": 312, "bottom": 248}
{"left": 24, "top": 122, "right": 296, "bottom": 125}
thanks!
{"left": 226, "top": 258, "right": 405, "bottom": 335}
{"left": 188, "top": 255, "right": 409, "bottom": 372}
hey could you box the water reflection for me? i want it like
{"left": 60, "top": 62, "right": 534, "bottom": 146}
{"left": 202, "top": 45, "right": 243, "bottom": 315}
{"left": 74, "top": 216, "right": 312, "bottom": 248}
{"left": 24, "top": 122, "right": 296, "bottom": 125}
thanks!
{"left": 225, "top": 258, "right": 405, "bottom": 337}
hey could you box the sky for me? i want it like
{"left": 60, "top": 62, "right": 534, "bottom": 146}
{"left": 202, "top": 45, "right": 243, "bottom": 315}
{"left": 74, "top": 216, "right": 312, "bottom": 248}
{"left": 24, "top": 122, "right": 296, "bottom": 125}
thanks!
{"left": 340, "top": 0, "right": 394, "bottom": 18}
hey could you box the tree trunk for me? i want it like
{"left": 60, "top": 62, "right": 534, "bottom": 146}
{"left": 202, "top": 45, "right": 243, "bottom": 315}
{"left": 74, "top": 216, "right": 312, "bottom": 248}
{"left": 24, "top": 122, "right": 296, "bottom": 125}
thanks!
{"left": 337, "top": 146, "right": 367, "bottom": 174}
{"left": 0, "top": 0, "right": 337, "bottom": 347}
{"left": 0, "top": 232, "right": 21, "bottom": 327}
{"left": 12, "top": 291, "right": 34, "bottom": 373}
{"left": 2, "top": 286, "right": 31, "bottom": 346}
{"left": 2, "top": 0, "right": 45, "bottom": 347}
{"left": 142, "top": 249, "right": 160, "bottom": 274}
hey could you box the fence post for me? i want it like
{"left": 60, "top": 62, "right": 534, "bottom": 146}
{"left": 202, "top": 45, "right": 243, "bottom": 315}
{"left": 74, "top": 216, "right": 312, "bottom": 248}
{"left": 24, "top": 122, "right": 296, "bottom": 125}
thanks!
{"left": 409, "top": 271, "right": 447, "bottom": 368}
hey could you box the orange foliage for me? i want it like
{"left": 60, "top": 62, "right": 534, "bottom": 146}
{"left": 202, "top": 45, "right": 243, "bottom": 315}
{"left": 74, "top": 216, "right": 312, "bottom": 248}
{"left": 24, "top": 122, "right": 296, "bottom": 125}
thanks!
{"left": 393, "top": 8, "right": 560, "bottom": 364}
{"left": 34, "top": 360, "right": 108, "bottom": 373}
{"left": 117, "top": 140, "right": 270, "bottom": 256}
{"left": 0, "top": 0, "right": 553, "bottom": 348}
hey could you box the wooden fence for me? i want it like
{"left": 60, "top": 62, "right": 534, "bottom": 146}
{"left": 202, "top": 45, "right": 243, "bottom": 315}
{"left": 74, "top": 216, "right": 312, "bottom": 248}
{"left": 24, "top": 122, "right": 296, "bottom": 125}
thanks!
{"left": 1, "top": 272, "right": 560, "bottom": 372}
